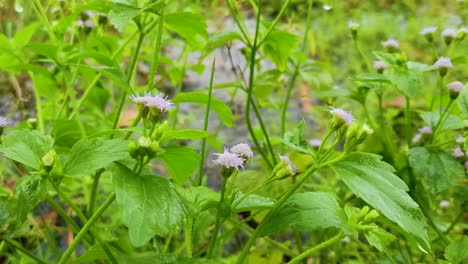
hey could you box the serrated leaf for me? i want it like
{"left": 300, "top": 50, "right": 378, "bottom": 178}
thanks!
{"left": 172, "top": 92, "right": 233, "bottom": 127}
{"left": 420, "top": 111, "right": 465, "bottom": 131}
{"left": 409, "top": 147, "right": 463, "bottom": 195}
{"left": 262, "top": 30, "right": 298, "bottom": 72}
{"left": 177, "top": 186, "right": 219, "bottom": 216}
{"left": 63, "top": 138, "right": 130, "bottom": 177}
{"left": 13, "top": 22, "right": 40, "bottom": 49}
{"left": 108, "top": 3, "right": 142, "bottom": 32}
{"left": 259, "top": 192, "right": 347, "bottom": 236}
{"left": 160, "top": 129, "right": 208, "bottom": 141}
{"left": 164, "top": 12, "right": 208, "bottom": 49}
{"left": 444, "top": 237, "right": 468, "bottom": 264}
{"left": 232, "top": 191, "right": 275, "bottom": 213}
{"left": 157, "top": 146, "right": 200, "bottom": 184}
{"left": 385, "top": 68, "right": 422, "bottom": 97}
{"left": 0, "top": 130, "right": 54, "bottom": 170}
{"left": 331, "top": 152, "right": 430, "bottom": 250}
{"left": 282, "top": 119, "right": 311, "bottom": 154}
{"left": 364, "top": 227, "right": 396, "bottom": 252}
{"left": 13, "top": 175, "right": 47, "bottom": 228}
{"left": 111, "top": 163, "right": 187, "bottom": 247}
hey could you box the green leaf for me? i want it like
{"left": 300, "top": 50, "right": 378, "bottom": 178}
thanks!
{"left": 331, "top": 152, "right": 430, "bottom": 249}
{"left": 420, "top": 112, "right": 465, "bottom": 131}
{"left": 177, "top": 186, "right": 219, "bottom": 216}
{"left": 373, "top": 51, "right": 397, "bottom": 65}
{"left": 364, "top": 227, "right": 396, "bottom": 252}
{"left": 262, "top": 30, "right": 298, "bottom": 72}
{"left": 409, "top": 147, "right": 463, "bottom": 195}
{"left": 353, "top": 73, "right": 391, "bottom": 83}
{"left": 160, "top": 129, "right": 208, "bottom": 141}
{"left": 63, "top": 138, "right": 130, "bottom": 177}
{"left": 0, "top": 130, "right": 54, "bottom": 170}
{"left": 13, "top": 175, "right": 47, "bottom": 228}
{"left": 259, "top": 192, "right": 347, "bottom": 236}
{"left": 13, "top": 22, "right": 41, "bottom": 49}
{"left": 111, "top": 163, "right": 187, "bottom": 247}
{"left": 458, "top": 88, "right": 468, "bottom": 114}
{"left": 164, "top": 12, "right": 208, "bottom": 49}
{"left": 444, "top": 236, "right": 468, "bottom": 264}
{"left": 108, "top": 3, "right": 142, "bottom": 32}
{"left": 385, "top": 67, "right": 422, "bottom": 97}
{"left": 157, "top": 146, "right": 200, "bottom": 184}
{"left": 201, "top": 31, "right": 242, "bottom": 59}
{"left": 172, "top": 92, "right": 233, "bottom": 127}
{"left": 232, "top": 191, "right": 275, "bottom": 213}
{"left": 282, "top": 119, "right": 311, "bottom": 154}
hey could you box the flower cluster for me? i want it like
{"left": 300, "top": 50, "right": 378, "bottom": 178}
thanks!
{"left": 381, "top": 38, "right": 400, "bottom": 51}
{"left": 131, "top": 92, "right": 174, "bottom": 112}
{"left": 212, "top": 143, "right": 253, "bottom": 174}
{"left": 412, "top": 126, "right": 432, "bottom": 144}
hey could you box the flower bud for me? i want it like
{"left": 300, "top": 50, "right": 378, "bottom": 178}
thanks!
{"left": 362, "top": 210, "right": 380, "bottom": 224}
{"left": 41, "top": 150, "right": 56, "bottom": 171}
{"left": 447, "top": 81, "right": 465, "bottom": 100}
{"left": 381, "top": 38, "right": 400, "bottom": 52}
{"left": 395, "top": 53, "right": 407, "bottom": 67}
{"left": 441, "top": 28, "right": 457, "bottom": 46}
{"left": 373, "top": 60, "right": 387, "bottom": 74}
{"left": 329, "top": 107, "right": 354, "bottom": 131}
{"left": 97, "top": 13, "right": 108, "bottom": 26}
{"left": 348, "top": 21, "right": 360, "bottom": 40}
{"left": 152, "top": 121, "right": 169, "bottom": 140}
{"left": 128, "top": 141, "right": 138, "bottom": 158}
{"left": 433, "top": 57, "right": 453, "bottom": 77}
{"left": 357, "top": 206, "right": 370, "bottom": 221}
{"left": 271, "top": 155, "right": 297, "bottom": 181}
{"left": 457, "top": 27, "right": 467, "bottom": 40}
{"left": 419, "top": 26, "right": 437, "bottom": 42}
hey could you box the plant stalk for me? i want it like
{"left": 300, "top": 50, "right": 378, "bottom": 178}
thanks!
{"left": 287, "top": 232, "right": 344, "bottom": 264}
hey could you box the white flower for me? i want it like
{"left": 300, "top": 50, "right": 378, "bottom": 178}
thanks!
{"left": 434, "top": 57, "right": 453, "bottom": 68}
{"left": 323, "top": 5, "right": 332, "bottom": 11}
{"left": 279, "top": 155, "right": 297, "bottom": 174}
{"left": 442, "top": 28, "right": 457, "bottom": 38}
{"left": 131, "top": 93, "right": 174, "bottom": 112}
{"left": 419, "top": 26, "right": 438, "bottom": 35}
{"left": 230, "top": 143, "right": 253, "bottom": 160}
{"left": 373, "top": 60, "right": 388, "bottom": 71}
{"left": 348, "top": 20, "right": 360, "bottom": 29}
{"left": 341, "top": 236, "right": 351, "bottom": 243}
{"left": 447, "top": 81, "right": 464, "bottom": 93}
{"left": 309, "top": 139, "right": 322, "bottom": 147}
{"left": 452, "top": 147, "right": 465, "bottom": 158}
{"left": 84, "top": 20, "right": 95, "bottom": 28}
{"left": 418, "top": 126, "right": 432, "bottom": 134}
{"left": 439, "top": 200, "right": 450, "bottom": 208}
{"left": 0, "top": 116, "right": 10, "bottom": 127}
{"left": 76, "top": 20, "right": 84, "bottom": 27}
{"left": 456, "top": 135, "right": 465, "bottom": 144}
{"left": 212, "top": 148, "right": 245, "bottom": 169}
{"left": 329, "top": 107, "right": 354, "bottom": 125}
{"left": 412, "top": 134, "right": 422, "bottom": 144}
{"left": 381, "top": 38, "right": 400, "bottom": 48}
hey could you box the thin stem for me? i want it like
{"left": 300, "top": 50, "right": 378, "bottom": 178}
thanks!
{"left": 353, "top": 38, "right": 371, "bottom": 71}
{"left": 146, "top": 10, "right": 165, "bottom": 92}
{"left": 30, "top": 0, "right": 57, "bottom": 42}
{"left": 431, "top": 99, "right": 454, "bottom": 142}
{"left": 88, "top": 169, "right": 104, "bottom": 216}
{"left": 293, "top": 231, "right": 304, "bottom": 253}
{"left": 3, "top": 238, "right": 47, "bottom": 264}
{"left": 111, "top": 32, "right": 145, "bottom": 133}
{"left": 404, "top": 96, "right": 412, "bottom": 147}
{"left": 225, "top": 0, "right": 252, "bottom": 46}
{"left": 257, "top": 0, "right": 291, "bottom": 47}
{"left": 197, "top": 59, "right": 216, "bottom": 186}
{"left": 287, "top": 232, "right": 344, "bottom": 264}
{"left": 281, "top": 66, "right": 300, "bottom": 152}
{"left": 207, "top": 176, "right": 229, "bottom": 258}
{"left": 58, "top": 193, "right": 117, "bottom": 264}
{"left": 185, "top": 218, "right": 193, "bottom": 257}
{"left": 29, "top": 72, "right": 45, "bottom": 133}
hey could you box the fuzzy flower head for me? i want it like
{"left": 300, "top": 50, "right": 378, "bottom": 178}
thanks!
{"left": 418, "top": 126, "right": 432, "bottom": 134}
{"left": 131, "top": 93, "right": 174, "bottom": 112}
{"left": 212, "top": 148, "right": 245, "bottom": 170}
{"left": 442, "top": 28, "right": 457, "bottom": 45}
{"left": 447, "top": 81, "right": 465, "bottom": 100}
{"left": 230, "top": 143, "right": 253, "bottom": 160}
{"left": 412, "top": 133, "right": 422, "bottom": 144}
{"left": 452, "top": 147, "right": 465, "bottom": 158}
{"left": 434, "top": 57, "right": 453, "bottom": 76}
{"left": 439, "top": 200, "right": 450, "bottom": 208}
{"left": 348, "top": 20, "right": 360, "bottom": 29}
{"left": 329, "top": 107, "right": 354, "bottom": 130}
{"left": 278, "top": 155, "right": 297, "bottom": 175}
{"left": 456, "top": 135, "right": 465, "bottom": 144}
{"left": 420, "top": 26, "right": 438, "bottom": 36}
{"left": 381, "top": 38, "right": 400, "bottom": 51}
{"left": 309, "top": 139, "right": 322, "bottom": 148}
{"left": 373, "top": 60, "right": 388, "bottom": 73}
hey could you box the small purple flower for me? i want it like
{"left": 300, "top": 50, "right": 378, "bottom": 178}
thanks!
{"left": 447, "top": 81, "right": 464, "bottom": 93}
{"left": 212, "top": 148, "right": 245, "bottom": 169}
{"left": 0, "top": 116, "right": 10, "bottom": 127}
{"left": 456, "top": 135, "right": 465, "bottom": 144}
{"left": 341, "top": 236, "right": 351, "bottom": 243}
{"left": 419, "top": 26, "right": 438, "bottom": 36}
{"left": 348, "top": 20, "right": 360, "bottom": 29}
{"left": 442, "top": 28, "right": 457, "bottom": 38}
{"left": 131, "top": 93, "right": 174, "bottom": 112}
{"left": 329, "top": 107, "right": 354, "bottom": 125}
{"left": 439, "top": 200, "right": 450, "bottom": 208}
{"left": 412, "top": 134, "right": 422, "bottom": 144}
{"left": 84, "top": 20, "right": 95, "bottom": 29}
{"left": 76, "top": 20, "right": 84, "bottom": 27}
{"left": 434, "top": 57, "right": 453, "bottom": 68}
{"left": 373, "top": 60, "right": 388, "bottom": 72}
{"left": 381, "top": 38, "right": 400, "bottom": 49}
{"left": 418, "top": 126, "right": 432, "bottom": 134}
{"left": 279, "top": 155, "right": 297, "bottom": 174}
{"left": 309, "top": 139, "right": 322, "bottom": 147}
{"left": 230, "top": 143, "right": 253, "bottom": 160}
{"left": 452, "top": 147, "right": 465, "bottom": 158}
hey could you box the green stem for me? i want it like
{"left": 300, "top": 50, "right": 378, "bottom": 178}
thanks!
{"left": 30, "top": 0, "right": 57, "bottom": 42}
{"left": 207, "top": 177, "right": 229, "bottom": 258}
{"left": 29, "top": 72, "right": 45, "bottom": 133}
{"left": 197, "top": 59, "right": 216, "bottom": 186}
{"left": 257, "top": 0, "right": 291, "bottom": 47}
{"left": 353, "top": 38, "right": 371, "bottom": 71}
{"left": 185, "top": 218, "right": 193, "bottom": 257}
{"left": 281, "top": 65, "right": 300, "bottom": 152}
{"left": 225, "top": 0, "right": 252, "bottom": 46}
{"left": 404, "top": 96, "right": 412, "bottom": 147}
{"left": 287, "top": 232, "right": 344, "bottom": 264}
{"left": 88, "top": 169, "right": 104, "bottom": 216}
{"left": 431, "top": 99, "right": 454, "bottom": 142}
{"left": 146, "top": 10, "right": 165, "bottom": 92}
{"left": 3, "top": 238, "right": 47, "bottom": 264}
{"left": 236, "top": 166, "right": 318, "bottom": 263}
{"left": 111, "top": 32, "right": 145, "bottom": 133}
{"left": 58, "top": 193, "right": 116, "bottom": 264}
{"left": 293, "top": 231, "right": 304, "bottom": 253}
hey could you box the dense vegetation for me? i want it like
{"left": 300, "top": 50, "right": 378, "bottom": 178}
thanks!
{"left": 0, "top": 0, "right": 467, "bottom": 263}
